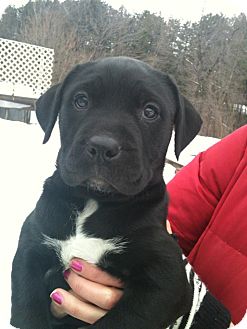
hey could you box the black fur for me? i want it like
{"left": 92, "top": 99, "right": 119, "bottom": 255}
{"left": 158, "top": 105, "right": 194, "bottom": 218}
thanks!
{"left": 11, "top": 57, "right": 202, "bottom": 329}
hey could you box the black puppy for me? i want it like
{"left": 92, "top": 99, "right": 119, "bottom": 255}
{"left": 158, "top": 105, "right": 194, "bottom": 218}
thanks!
{"left": 11, "top": 57, "right": 202, "bottom": 329}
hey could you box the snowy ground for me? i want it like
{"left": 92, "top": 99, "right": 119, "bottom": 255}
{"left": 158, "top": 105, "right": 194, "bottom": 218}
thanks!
{"left": 0, "top": 118, "right": 245, "bottom": 328}
{"left": 0, "top": 118, "right": 60, "bottom": 327}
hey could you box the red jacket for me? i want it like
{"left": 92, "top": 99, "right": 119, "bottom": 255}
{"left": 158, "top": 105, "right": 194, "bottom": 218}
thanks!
{"left": 167, "top": 125, "right": 247, "bottom": 325}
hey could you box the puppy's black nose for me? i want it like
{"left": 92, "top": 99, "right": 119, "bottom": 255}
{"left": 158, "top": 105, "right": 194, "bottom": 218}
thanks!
{"left": 86, "top": 135, "right": 121, "bottom": 161}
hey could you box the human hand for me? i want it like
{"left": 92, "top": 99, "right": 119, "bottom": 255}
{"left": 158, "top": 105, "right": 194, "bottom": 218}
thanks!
{"left": 50, "top": 259, "right": 123, "bottom": 324}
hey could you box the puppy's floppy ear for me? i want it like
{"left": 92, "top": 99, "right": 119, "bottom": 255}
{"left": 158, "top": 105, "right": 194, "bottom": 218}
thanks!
{"left": 36, "top": 62, "right": 95, "bottom": 144}
{"left": 167, "top": 76, "right": 202, "bottom": 159}
{"left": 35, "top": 83, "right": 62, "bottom": 144}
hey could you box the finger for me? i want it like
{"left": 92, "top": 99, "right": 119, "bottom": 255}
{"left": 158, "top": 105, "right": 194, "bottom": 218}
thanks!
{"left": 166, "top": 220, "right": 172, "bottom": 234}
{"left": 51, "top": 289, "right": 79, "bottom": 319}
{"left": 69, "top": 258, "right": 123, "bottom": 288}
{"left": 51, "top": 298, "right": 67, "bottom": 319}
{"left": 50, "top": 289, "right": 107, "bottom": 324}
{"left": 65, "top": 270, "right": 123, "bottom": 310}
{"left": 51, "top": 288, "right": 84, "bottom": 318}
{"left": 51, "top": 288, "right": 89, "bottom": 318}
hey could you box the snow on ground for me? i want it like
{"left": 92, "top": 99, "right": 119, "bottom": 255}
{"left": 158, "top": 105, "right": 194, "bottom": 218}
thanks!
{"left": 0, "top": 118, "right": 243, "bottom": 328}
{"left": 0, "top": 119, "right": 60, "bottom": 328}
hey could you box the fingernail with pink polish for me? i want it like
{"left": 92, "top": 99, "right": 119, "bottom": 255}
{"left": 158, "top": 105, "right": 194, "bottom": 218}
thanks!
{"left": 50, "top": 292, "right": 63, "bottom": 305}
{"left": 70, "top": 260, "right": 83, "bottom": 272}
{"left": 63, "top": 269, "right": 70, "bottom": 280}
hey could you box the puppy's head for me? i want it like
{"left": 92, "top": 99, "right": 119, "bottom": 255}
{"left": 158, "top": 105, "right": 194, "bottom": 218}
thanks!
{"left": 36, "top": 57, "right": 202, "bottom": 196}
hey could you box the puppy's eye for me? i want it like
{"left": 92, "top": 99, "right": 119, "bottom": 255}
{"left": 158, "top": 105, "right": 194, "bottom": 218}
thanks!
{"left": 142, "top": 104, "right": 159, "bottom": 121}
{"left": 74, "top": 94, "right": 89, "bottom": 110}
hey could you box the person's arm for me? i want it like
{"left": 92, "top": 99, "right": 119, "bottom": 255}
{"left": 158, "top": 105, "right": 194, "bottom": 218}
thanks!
{"left": 51, "top": 257, "right": 235, "bottom": 328}
{"left": 167, "top": 125, "right": 247, "bottom": 255}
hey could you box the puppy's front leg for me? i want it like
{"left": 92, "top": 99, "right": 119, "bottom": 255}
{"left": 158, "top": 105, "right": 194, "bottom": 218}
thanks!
{"left": 92, "top": 230, "right": 193, "bottom": 329}
{"left": 11, "top": 250, "right": 52, "bottom": 328}
{"left": 91, "top": 267, "right": 190, "bottom": 329}
{"left": 11, "top": 220, "right": 53, "bottom": 329}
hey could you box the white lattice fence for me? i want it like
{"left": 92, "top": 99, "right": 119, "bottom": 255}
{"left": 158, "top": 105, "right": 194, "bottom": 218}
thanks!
{"left": 0, "top": 38, "right": 54, "bottom": 98}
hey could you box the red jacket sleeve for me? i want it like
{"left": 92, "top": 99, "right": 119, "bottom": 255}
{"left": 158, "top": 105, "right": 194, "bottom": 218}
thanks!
{"left": 167, "top": 125, "right": 247, "bottom": 255}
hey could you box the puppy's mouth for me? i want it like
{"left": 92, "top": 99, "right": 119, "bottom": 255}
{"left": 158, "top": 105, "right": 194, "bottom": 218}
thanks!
{"left": 82, "top": 178, "right": 117, "bottom": 194}
{"left": 61, "top": 165, "right": 150, "bottom": 196}
{"left": 60, "top": 155, "right": 152, "bottom": 196}
{"left": 80, "top": 173, "right": 145, "bottom": 195}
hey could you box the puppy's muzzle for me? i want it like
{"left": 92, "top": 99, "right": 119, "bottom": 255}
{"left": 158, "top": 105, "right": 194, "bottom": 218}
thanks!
{"left": 86, "top": 135, "right": 121, "bottom": 162}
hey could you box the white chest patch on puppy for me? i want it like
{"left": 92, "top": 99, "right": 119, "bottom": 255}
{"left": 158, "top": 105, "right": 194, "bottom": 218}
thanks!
{"left": 43, "top": 199, "right": 126, "bottom": 269}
